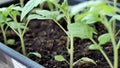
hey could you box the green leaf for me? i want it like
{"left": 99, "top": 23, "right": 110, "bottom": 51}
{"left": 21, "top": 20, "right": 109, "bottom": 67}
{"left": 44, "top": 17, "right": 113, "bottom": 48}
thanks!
{"left": 3, "top": 5, "right": 15, "bottom": 18}
{"left": 28, "top": 52, "right": 42, "bottom": 58}
{"left": 82, "top": 13, "right": 100, "bottom": 24}
{"left": 89, "top": 44, "right": 100, "bottom": 50}
{"left": 7, "top": 22, "right": 26, "bottom": 30}
{"left": 27, "top": 14, "right": 50, "bottom": 21}
{"left": 56, "top": 14, "right": 65, "bottom": 21}
{"left": 98, "top": 33, "right": 110, "bottom": 45}
{"left": 28, "top": 10, "right": 60, "bottom": 21}
{"left": 55, "top": 55, "right": 66, "bottom": 61}
{"left": 13, "top": 6, "right": 22, "bottom": 11}
{"left": 80, "top": 57, "right": 97, "bottom": 65}
{"left": 70, "top": 1, "right": 103, "bottom": 15}
{"left": 21, "top": 0, "right": 45, "bottom": 21}
{"left": 60, "top": 0, "right": 67, "bottom": 11}
{"left": 49, "top": 0, "right": 59, "bottom": 3}
{"left": 0, "top": 13, "right": 6, "bottom": 23}
{"left": 95, "top": 3, "right": 116, "bottom": 15}
{"left": 11, "top": 11, "right": 19, "bottom": 18}
{"left": 36, "top": 10, "right": 60, "bottom": 19}
{"left": 7, "top": 39, "right": 15, "bottom": 45}
{"left": 74, "top": 12, "right": 89, "bottom": 22}
{"left": 0, "top": 8, "right": 6, "bottom": 11}
{"left": 112, "top": 15, "right": 120, "bottom": 21}
{"left": 67, "top": 23, "right": 95, "bottom": 39}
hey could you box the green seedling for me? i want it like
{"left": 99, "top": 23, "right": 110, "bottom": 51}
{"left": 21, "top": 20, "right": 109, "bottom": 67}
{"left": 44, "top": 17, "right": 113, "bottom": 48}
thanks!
{"left": 21, "top": 0, "right": 98, "bottom": 68}
{"left": 0, "top": 5, "right": 29, "bottom": 56}
{"left": 0, "top": 12, "right": 8, "bottom": 44}
{"left": 70, "top": 0, "right": 120, "bottom": 68}
{"left": 21, "top": 0, "right": 120, "bottom": 68}
{"left": 0, "top": 5, "right": 15, "bottom": 44}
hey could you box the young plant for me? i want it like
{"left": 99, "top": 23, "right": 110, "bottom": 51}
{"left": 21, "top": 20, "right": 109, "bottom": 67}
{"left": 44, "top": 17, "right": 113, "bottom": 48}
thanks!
{"left": 0, "top": 5, "right": 15, "bottom": 45}
{"left": 0, "top": 11, "right": 8, "bottom": 44}
{"left": 21, "top": 0, "right": 97, "bottom": 68}
{"left": 70, "top": 0, "right": 120, "bottom": 68}
{"left": 1, "top": 5, "right": 29, "bottom": 56}
{"left": 22, "top": 0, "right": 120, "bottom": 68}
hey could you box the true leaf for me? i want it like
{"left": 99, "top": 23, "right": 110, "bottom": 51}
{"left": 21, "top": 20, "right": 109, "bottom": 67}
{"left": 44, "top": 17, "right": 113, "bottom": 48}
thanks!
{"left": 10, "top": 11, "right": 19, "bottom": 18}
{"left": 36, "top": 10, "right": 60, "bottom": 20}
{"left": 3, "top": 5, "right": 15, "bottom": 18}
{"left": 112, "top": 15, "right": 120, "bottom": 21}
{"left": 55, "top": 55, "right": 66, "bottom": 61}
{"left": 60, "top": 0, "right": 67, "bottom": 11}
{"left": 70, "top": 1, "right": 103, "bottom": 15}
{"left": 98, "top": 33, "right": 110, "bottom": 45}
{"left": 27, "top": 14, "right": 51, "bottom": 21}
{"left": 95, "top": 3, "right": 116, "bottom": 15}
{"left": 74, "top": 12, "right": 89, "bottom": 22}
{"left": 7, "top": 22, "right": 26, "bottom": 30}
{"left": 28, "top": 10, "right": 60, "bottom": 21}
{"left": 13, "top": 6, "right": 22, "bottom": 11}
{"left": 0, "top": 8, "right": 6, "bottom": 11}
{"left": 82, "top": 13, "right": 100, "bottom": 24}
{"left": 0, "top": 13, "right": 6, "bottom": 23}
{"left": 21, "top": 0, "right": 45, "bottom": 21}
{"left": 67, "top": 23, "right": 95, "bottom": 39}
{"left": 89, "top": 44, "right": 100, "bottom": 50}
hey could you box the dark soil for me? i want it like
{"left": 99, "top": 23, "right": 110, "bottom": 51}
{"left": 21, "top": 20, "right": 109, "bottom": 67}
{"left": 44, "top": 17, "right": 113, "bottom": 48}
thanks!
{"left": 0, "top": 19, "right": 120, "bottom": 68}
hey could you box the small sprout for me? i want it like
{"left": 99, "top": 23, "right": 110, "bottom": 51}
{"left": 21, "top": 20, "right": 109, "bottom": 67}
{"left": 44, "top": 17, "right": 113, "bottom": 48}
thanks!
{"left": 7, "top": 39, "right": 15, "bottom": 45}
{"left": 28, "top": 52, "right": 42, "bottom": 58}
{"left": 98, "top": 33, "right": 110, "bottom": 45}
{"left": 55, "top": 55, "right": 66, "bottom": 61}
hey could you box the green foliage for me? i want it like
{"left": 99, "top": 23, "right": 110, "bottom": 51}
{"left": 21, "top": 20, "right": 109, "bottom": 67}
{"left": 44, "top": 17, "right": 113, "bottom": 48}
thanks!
{"left": 28, "top": 52, "right": 42, "bottom": 58}
{"left": 28, "top": 10, "right": 60, "bottom": 21}
{"left": 0, "top": 4, "right": 29, "bottom": 55}
{"left": 89, "top": 44, "right": 100, "bottom": 50}
{"left": 21, "top": 0, "right": 45, "bottom": 21}
{"left": 0, "top": 13, "right": 5, "bottom": 23}
{"left": 7, "top": 22, "right": 26, "bottom": 30}
{"left": 70, "top": 0, "right": 104, "bottom": 16}
{"left": 111, "top": 15, "right": 120, "bottom": 22}
{"left": 67, "top": 23, "right": 95, "bottom": 39}
{"left": 49, "top": 0, "right": 59, "bottom": 3}
{"left": 55, "top": 55, "right": 66, "bottom": 61}
{"left": 6, "top": 39, "right": 15, "bottom": 45}
{"left": 98, "top": 33, "right": 111, "bottom": 45}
